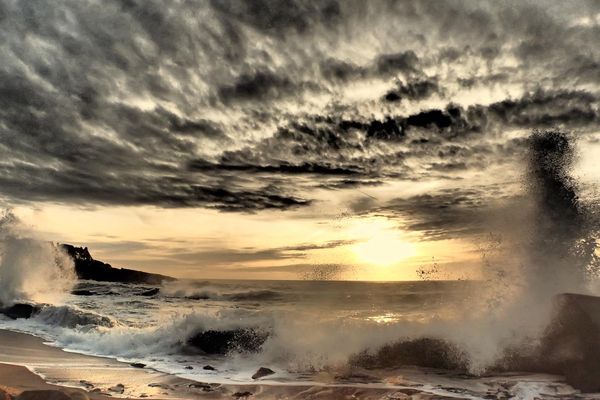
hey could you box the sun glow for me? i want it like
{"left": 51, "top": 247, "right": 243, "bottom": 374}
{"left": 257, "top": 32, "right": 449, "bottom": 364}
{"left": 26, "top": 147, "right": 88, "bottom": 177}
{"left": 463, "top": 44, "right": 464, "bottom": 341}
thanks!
{"left": 349, "top": 218, "right": 417, "bottom": 267}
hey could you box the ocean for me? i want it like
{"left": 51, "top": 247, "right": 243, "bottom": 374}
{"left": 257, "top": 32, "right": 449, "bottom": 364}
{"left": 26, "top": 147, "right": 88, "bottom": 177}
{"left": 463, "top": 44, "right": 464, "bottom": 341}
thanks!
{"left": 0, "top": 279, "right": 484, "bottom": 380}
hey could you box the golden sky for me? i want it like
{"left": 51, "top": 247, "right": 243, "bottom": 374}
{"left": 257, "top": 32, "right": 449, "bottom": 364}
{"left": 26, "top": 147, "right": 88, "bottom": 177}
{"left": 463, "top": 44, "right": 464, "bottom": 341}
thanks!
{"left": 2, "top": 1, "right": 600, "bottom": 280}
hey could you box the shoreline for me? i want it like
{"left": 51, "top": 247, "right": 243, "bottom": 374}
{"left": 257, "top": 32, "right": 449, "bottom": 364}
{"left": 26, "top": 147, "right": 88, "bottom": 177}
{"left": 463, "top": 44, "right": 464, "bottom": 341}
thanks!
{"left": 0, "top": 328, "right": 596, "bottom": 399}
{"left": 0, "top": 329, "right": 450, "bottom": 399}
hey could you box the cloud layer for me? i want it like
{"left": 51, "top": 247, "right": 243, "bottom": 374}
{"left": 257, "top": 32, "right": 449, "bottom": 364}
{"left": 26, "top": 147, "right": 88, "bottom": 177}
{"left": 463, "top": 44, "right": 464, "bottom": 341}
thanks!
{"left": 1, "top": 0, "right": 599, "bottom": 223}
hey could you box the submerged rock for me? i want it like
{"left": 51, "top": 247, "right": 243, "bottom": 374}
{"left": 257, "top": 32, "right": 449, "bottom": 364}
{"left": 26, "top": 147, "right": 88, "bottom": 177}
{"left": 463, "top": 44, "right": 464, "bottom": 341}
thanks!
{"left": 130, "top": 362, "right": 145, "bottom": 369}
{"left": 187, "top": 329, "right": 268, "bottom": 355}
{"left": 0, "top": 303, "right": 42, "bottom": 319}
{"left": 251, "top": 367, "right": 275, "bottom": 380}
{"left": 203, "top": 365, "right": 216, "bottom": 371}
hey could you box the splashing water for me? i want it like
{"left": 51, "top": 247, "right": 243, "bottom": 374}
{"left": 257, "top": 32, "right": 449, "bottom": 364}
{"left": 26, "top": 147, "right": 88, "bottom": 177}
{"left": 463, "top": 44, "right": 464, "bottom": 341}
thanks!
{"left": 0, "top": 209, "right": 76, "bottom": 306}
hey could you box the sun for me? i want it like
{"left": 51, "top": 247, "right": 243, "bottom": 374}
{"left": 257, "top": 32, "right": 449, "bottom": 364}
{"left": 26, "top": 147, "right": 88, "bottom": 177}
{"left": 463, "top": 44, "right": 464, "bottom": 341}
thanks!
{"left": 349, "top": 218, "right": 417, "bottom": 267}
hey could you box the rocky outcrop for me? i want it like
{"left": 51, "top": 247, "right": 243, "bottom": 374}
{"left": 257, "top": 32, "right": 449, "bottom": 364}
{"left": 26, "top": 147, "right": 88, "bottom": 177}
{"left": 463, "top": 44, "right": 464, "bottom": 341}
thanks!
{"left": 61, "top": 244, "right": 174, "bottom": 285}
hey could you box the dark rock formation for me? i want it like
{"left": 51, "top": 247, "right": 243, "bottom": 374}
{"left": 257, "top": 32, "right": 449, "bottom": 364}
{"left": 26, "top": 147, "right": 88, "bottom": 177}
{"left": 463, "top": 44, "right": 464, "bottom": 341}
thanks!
{"left": 61, "top": 244, "right": 174, "bottom": 285}
{"left": 0, "top": 303, "right": 42, "bottom": 319}
{"left": 350, "top": 337, "right": 469, "bottom": 371}
{"left": 203, "top": 365, "right": 216, "bottom": 371}
{"left": 130, "top": 363, "right": 145, "bottom": 369}
{"left": 251, "top": 367, "right": 275, "bottom": 380}
{"left": 187, "top": 329, "right": 268, "bottom": 355}
{"left": 499, "top": 293, "right": 600, "bottom": 392}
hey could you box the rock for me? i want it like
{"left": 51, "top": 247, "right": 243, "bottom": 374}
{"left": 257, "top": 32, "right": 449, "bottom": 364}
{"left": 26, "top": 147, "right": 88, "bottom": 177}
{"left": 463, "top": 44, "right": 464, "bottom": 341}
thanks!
{"left": 70, "top": 290, "right": 96, "bottom": 296}
{"left": 79, "top": 380, "right": 94, "bottom": 389}
{"left": 0, "top": 388, "right": 11, "bottom": 400}
{"left": 232, "top": 392, "right": 253, "bottom": 398}
{"left": 148, "top": 383, "right": 170, "bottom": 390}
{"left": 61, "top": 244, "right": 174, "bottom": 285}
{"left": 539, "top": 293, "right": 600, "bottom": 392}
{"left": 138, "top": 288, "right": 160, "bottom": 297}
{"left": 108, "top": 384, "right": 124, "bottom": 394}
{"left": 187, "top": 329, "right": 268, "bottom": 354}
{"left": 0, "top": 303, "right": 42, "bottom": 319}
{"left": 202, "top": 365, "right": 216, "bottom": 371}
{"left": 498, "top": 293, "right": 600, "bottom": 392}
{"left": 184, "top": 365, "right": 193, "bottom": 370}
{"left": 251, "top": 367, "right": 275, "bottom": 380}
{"left": 130, "top": 363, "right": 145, "bottom": 368}
{"left": 16, "top": 390, "right": 72, "bottom": 400}
{"left": 188, "top": 383, "right": 212, "bottom": 391}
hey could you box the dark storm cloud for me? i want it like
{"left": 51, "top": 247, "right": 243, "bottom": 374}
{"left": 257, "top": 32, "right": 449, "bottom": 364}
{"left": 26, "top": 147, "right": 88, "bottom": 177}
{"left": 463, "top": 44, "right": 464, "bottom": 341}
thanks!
{"left": 1, "top": 0, "right": 599, "bottom": 213}
{"left": 216, "top": 70, "right": 297, "bottom": 103}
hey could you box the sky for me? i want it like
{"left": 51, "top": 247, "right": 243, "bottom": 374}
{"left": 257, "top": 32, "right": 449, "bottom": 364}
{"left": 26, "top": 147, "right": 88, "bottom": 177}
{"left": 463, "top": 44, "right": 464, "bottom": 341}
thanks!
{"left": 1, "top": 0, "right": 600, "bottom": 280}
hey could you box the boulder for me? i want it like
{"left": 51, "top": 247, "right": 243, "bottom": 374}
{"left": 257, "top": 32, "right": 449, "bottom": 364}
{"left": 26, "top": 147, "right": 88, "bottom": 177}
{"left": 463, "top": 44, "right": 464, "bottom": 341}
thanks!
{"left": 16, "top": 390, "right": 72, "bottom": 400}
{"left": 0, "top": 303, "right": 42, "bottom": 319}
{"left": 203, "top": 365, "right": 216, "bottom": 371}
{"left": 498, "top": 293, "right": 600, "bottom": 392}
{"left": 538, "top": 293, "right": 600, "bottom": 391}
{"left": 108, "top": 384, "right": 124, "bottom": 394}
{"left": 0, "top": 388, "right": 11, "bottom": 400}
{"left": 251, "top": 367, "right": 275, "bottom": 380}
{"left": 187, "top": 329, "right": 267, "bottom": 355}
{"left": 130, "top": 363, "right": 145, "bottom": 369}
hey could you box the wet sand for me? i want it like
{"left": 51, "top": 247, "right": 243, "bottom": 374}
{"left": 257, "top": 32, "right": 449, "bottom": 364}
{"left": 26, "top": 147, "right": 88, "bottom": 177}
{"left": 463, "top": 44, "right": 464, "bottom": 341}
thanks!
{"left": 0, "top": 329, "right": 594, "bottom": 399}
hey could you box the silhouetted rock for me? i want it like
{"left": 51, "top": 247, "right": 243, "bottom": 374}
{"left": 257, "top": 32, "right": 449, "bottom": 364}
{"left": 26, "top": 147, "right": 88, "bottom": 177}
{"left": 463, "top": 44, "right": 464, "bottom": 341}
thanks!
{"left": 130, "top": 363, "right": 145, "bottom": 368}
{"left": 251, "top": 367, "right": 275, "bottom": 380}
{"left": 0, "top": 303, "right": 42, "bottom": 319}
{"left": 187, "top": 329, "right": 268, "bottom": 355}
{"left": 16, "top": 390, "right": 72, "bottom": 400}
{"left": 61, "top": 244, "right": 174, "bottom": 285}
{"left": 203, "top": 365, "right": 216, "bottom": 371}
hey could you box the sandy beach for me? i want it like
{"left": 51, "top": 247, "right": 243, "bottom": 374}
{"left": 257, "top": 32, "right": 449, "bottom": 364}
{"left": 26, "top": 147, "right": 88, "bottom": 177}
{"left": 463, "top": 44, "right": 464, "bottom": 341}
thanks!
{"left": 0, "top": 329, "right": 455, "bottom": 399}
{"left": 1, "top": 329, "right": 597, "bottom": 400}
